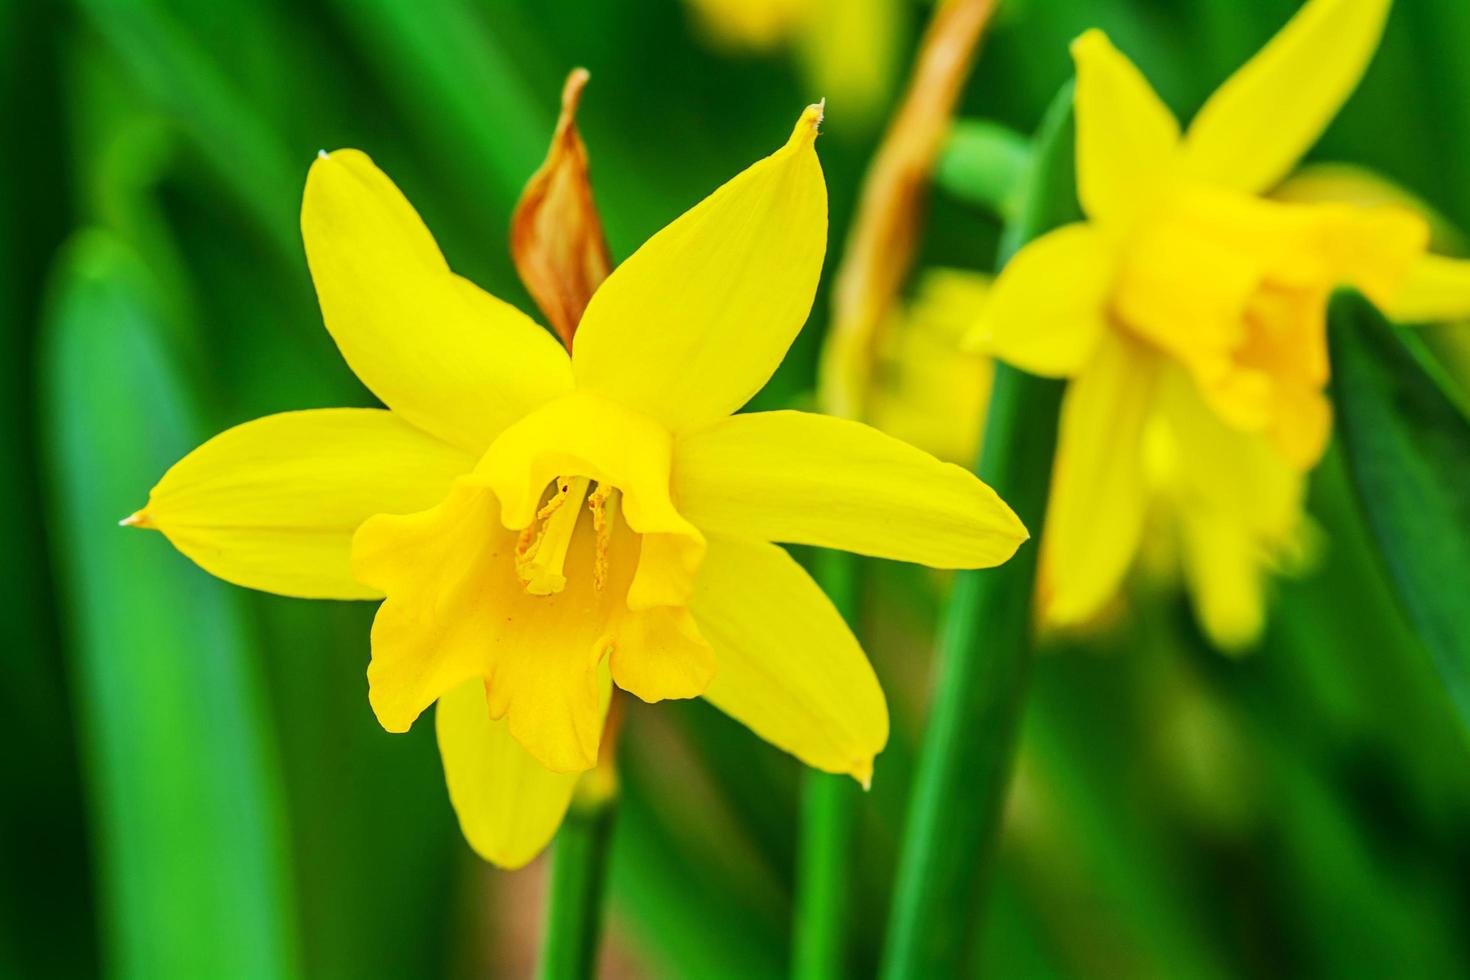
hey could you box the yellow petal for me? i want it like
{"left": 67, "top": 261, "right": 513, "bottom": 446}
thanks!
{"left": 1041, "top": 334, "right": 1158, "bottom": 627}
{"left": 354, "top": 482, "right": 617, "bottom": 772}
{"left": 1384, "top": 254, "right": 1470, "bottom": 323}
{"left": 133, "top": 409, "right": 473, "bottom": 599}
{"left": 1070, "top": 30, "right": 1181, "bottom": 225}
{"left": 1315, "top": 203, "right": 1429, "bottom": 308}
{"left": 609, "top": 606, "right": 715, "bottom": 703}
{"left": 673, "top": 410, "right": 1027, "bottom": 568}
{"left": 572, "top": 106, "right": 827, "bottom": 432}
{"left": 692, "top": 535, "right": 887, "bottom": 785}
{"left": 1182, "top": 0, "right": 1392, "bottom": 193}
{"left": 966, "top": 223, "right": 1114, "bottom": 377}
{"left": 1275, "top": 162, "right": 1467, "bottom": 254}
{"left": 1111, "top": 199, "right": 1268, "bottom": 424}
{"left": 1267, "top": 382, "right": 1333, "bottom": 471}
{"left": 436, "top": 679, "right": 579, "bottom": 868}
{"left": 1178, "top": 512, "right": 1266, "bottom": 652}
{"left": 303, "top": 150, "right": 573, "bottom": 452}
{"left": 1154, "top": 367, "right": 1304, "bottom": 546}
{"left": 1152, "top": 369, "right": 1306, "bottom": 649}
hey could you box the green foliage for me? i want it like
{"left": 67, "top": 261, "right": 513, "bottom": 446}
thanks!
{"left": 882, "top": 85, "right": 1074, "bottom": 978}
{"left": 40, "top": 233, "right": 299, "bottom": 979}
{"left": 1329, "top": 290, "right": 1470, "bottom": 735}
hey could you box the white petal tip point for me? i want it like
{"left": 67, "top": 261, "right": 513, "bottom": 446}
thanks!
{"left": 118, "top": 510, "right": 151, "bottom": 528}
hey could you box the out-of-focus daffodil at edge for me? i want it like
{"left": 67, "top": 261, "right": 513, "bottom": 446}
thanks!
{"left": 121, "top": 101, "right": 1027, "bottom": 868}
{"left": 963, "top": 0, "right": 1470, "bottom": 651}
{"left": 681, "top": 0, "right": 903, "bottom": 126}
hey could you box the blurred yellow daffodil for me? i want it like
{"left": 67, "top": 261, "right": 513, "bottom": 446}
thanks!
{"left": 683, "top": 0, "right": 902, "bottom": 123}
{"left": 125, "top": 105, "right": 1027, "bottom": 866}
{"left": 968, "top": 0, "right": 1470, "bottom": 648}
{"left": 870, "top": 268, "right": 994, "bottom": 467}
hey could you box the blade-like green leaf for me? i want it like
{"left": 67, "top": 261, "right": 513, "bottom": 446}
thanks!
{"left": 40, "top": 232, "right": 299, "bottom": 980}
{"left": 73, "top": 0, "right": 302, "bottom": 261}
{"left": 1328, "top": 289, "right": 1470, "bottom": 735}
{"left": 881, "top": 83, "right": 1076, "bottom": 979}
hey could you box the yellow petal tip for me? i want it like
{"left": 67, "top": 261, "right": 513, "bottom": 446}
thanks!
{"left": 118, "top": 509, "right": 153, "bottom": 529}
{"left": 789, "top": 101, "right": 825, "bottom": 146}
{"left": 1070, "top": 27, "right": 1111, "bottom": 59}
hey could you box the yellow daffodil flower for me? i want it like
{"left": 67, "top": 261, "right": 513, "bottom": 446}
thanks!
{"left": 124, "top": 105, "right": 1027, "bottom": 867}
{"left": 967, "top": 0, "right": 1470, "bottom": 648}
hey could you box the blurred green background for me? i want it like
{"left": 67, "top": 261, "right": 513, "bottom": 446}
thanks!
{"left": 6, "top": 0, "right": 1470, "bottom": 976}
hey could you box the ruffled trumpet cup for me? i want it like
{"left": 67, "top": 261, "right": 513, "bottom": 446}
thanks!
{"left": 127, "top": 105, "right": 1027, "bottom": 867}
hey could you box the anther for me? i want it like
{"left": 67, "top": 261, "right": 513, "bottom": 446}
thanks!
{"left": 587, "top": 482, "right": 620, "bottom": 592}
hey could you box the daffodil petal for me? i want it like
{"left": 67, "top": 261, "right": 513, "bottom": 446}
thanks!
{"left": 1071, "top": 29, "right": 1181, "bottom": 225}
{"left": 609, "top": 606, "right": 715, "bottom": 703}
{"left": 1156, "top": 367, "right": 1304, "bottom": 544}
{"left": 571, "top": 106, "right": 827, "bottom": 432}
{"left": 303, "top": 149, "right": 573, "bottom": 452}
{"left": 1150, "top": 366, "right": 1304, "bottom": 650}
{"left": 355, "top": 483, "right": 617, "bottom": 772}
{"left": 691, "top": 535, "right": 888, "bottom": 785}
{"left": 1316, "top": 203, "right": 1429, "bottom": 308}
{"left": 966, "top": 223, "right": 1113, "bottom": 377}
{"left": 1041, "top": 334, "right": 1158, "bottom": 627}
{"left": 1182, "top": 0, "right": 1392, "bottom": 193}
{"left": 673, "top": 411, "right": 1027, "bottom": 568}
{"left": 436, "top": 679, "right": 579, "bottom": 869}
{"left": 1384, "top": 253, "right": 1470, "bottom": 323}
{"left": 135, "top": 409, "right": 473, "bottom": 599}
{"left": 1178, "top": 512, "right": 1266, "bottom": 652}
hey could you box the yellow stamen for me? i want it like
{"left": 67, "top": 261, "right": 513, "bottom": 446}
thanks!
{"left": 516, "top": 476, "right": 591, "bottom": 595}
{"left": 587, "top": 482, "right": 621, "bottom": 592}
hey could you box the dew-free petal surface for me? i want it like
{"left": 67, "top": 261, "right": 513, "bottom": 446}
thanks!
{"left": 137, "top": 408, "right": 473, "bottom": 599}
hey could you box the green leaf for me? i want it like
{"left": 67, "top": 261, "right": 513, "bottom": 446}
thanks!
{"left": 73, "top": 0, "right": 302, "bottom": 261}
{"left": 934, "top": 119, "right": 1031, "bottom": 220}
{"left": 325, "top": 0, "right": 550, "bottom": 214}
{"left": 40, "top": 232, "right": 299, "bottom": 980}
{"left": 880, "top": 83, "right": 1076, "bottom": 979}
{"left": 1328, "top": 289, "right": 1470, "bottom": 735}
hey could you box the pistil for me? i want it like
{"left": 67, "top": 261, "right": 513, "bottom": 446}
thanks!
{"left": 516, "top": 476, "right": 592, "bottom": 595}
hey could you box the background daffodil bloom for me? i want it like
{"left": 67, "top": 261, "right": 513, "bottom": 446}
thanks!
{"left": 869, "top": 268, "right": 994, "bottom": 468}
{"left": 682, "top": 0, "right": 902, "bottom": 125}
{"left": 124, "top": 105, "right": 1027, "bottom": 867}
{"left": 967, "top": 0, "right": 1470, "bottom": 647}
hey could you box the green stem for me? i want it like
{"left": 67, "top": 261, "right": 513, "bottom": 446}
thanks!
{"left": 792, "top": 549, "right": 862, "bottom": 979}
{"left": 880, "top": 84, "right": 1078, "bottom": 979}
{"left": 537, "top": 794, "right": 618, "bottom": 980}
